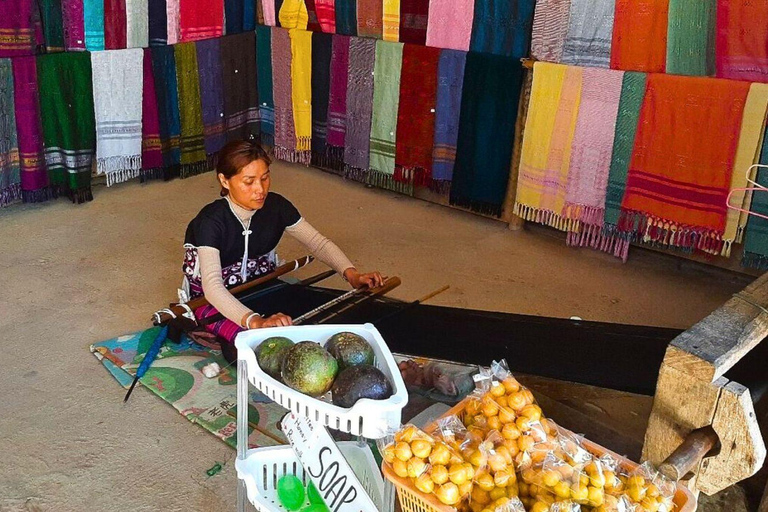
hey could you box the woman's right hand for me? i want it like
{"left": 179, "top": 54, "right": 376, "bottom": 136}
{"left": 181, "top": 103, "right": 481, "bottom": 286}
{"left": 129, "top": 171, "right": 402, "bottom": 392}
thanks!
{"left": 250, "top": 313, "right": 293, "bottom": 329}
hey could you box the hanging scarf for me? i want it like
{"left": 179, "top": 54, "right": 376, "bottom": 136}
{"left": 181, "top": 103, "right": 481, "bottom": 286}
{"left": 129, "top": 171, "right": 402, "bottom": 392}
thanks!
{"left": 315, "top": 0, "right": 335, "bottom": 33}
{"left": 290, "top": 28, "right": 312, "bottom": 164}
{"left": 0, "top": 59, "right": 20, "bottom": 206}
{"left": 356, "top": 0, "right": 382, "bottom": 38}
{"left": 470, "top": 0, "right": 536, "bottom": 58}
{"left": 305, "top": 0, "right": 321, "bottom": 31}
{"left": 325, "top": 34, "right": 349, "bottom": 169}
{"left": 561, "top": 0, "right": 615, "bottom": 68}
{"left": 262, "top": 0, "right": 277, "bottom": 26}
{"left": 257, "top": 0, "right": 264, "bottom": 24}
{"left": 92, "top": 49, "right": 144, "bottom": 186}
{"left": 399, "top": 0, "right": 428, "bottom": 45}
{"left": 666, "top": 0, "right": 716, "bottom": 76}
{"left": 221, "top": 32, "right": 260, "bottom": 144}
{"left": 562, "top": 67, "right": 624, "bottom": 251}
{"left": 611, "top": 0, "right": 668, "bottom": 73}
{"left": 722, "top": 84, "right": 768, "bottom": 254}
{"left": 225, "top": 0, "right": 244, "bottom": 33}
{"left": 12, "top": 57, "right": 49, "bottom": 202}
{"left": 148, "top": 0, "right": 167, "bottom": 45}
{"left": 180, "top": 0, "right": 223, "bottom": 41}
{"left": 431, "top": 49, "right": 466, "bottom": 191}
{"left": 451, "top": 52, "right": 523, "bottom": 217}
{"left": 603, "top": 71, "right": 646, "bottom": 261}
{"left": 256, "top": 26, "right": 275, "bottom": 145}
{"left": 620, "top": 74, "right": 750, "bottom": 254}
{"left": 84, "top": 0, "right": 105, "bottom": 50}
{"left": 166, "top": 0, "right": 179, "bottom": 43}
{"left": 126, "top": 0, "right": 148, "bottom": 47}
{"left": 310, "top": 32, "right": 332, "bottom": 167}
{"left": 368, "top": 40, "right": 403, "bottom": 188}
{"left": 104, "top": 0, "right": 127, "bottom": 49}
{"left": 395, "top": 44, "right": 439, "bottom": 188}
{"left": 425, "top": 0, "right": 473, "bottom": 51}
{"left": 278, "top": 0, "right": 308, "bottom": 28}
{"left": 0, "top": 0, "right": 41, "bottom": 57}
{"left": 175, "top": 42, "right": 207, "bottom": 178}
{"left": 196, "top": 39, "right": 226, "bottom": 166}
{"left": 716, "top": 0, "right": 768, "bottom": 82}
{"left": 335, "top": 0, "right": 356, "bottom": 36}
{"left": 151, "top": 45, "right": 181, "bottom": 178}
{"left": 343, "top": 37, "right": 375, "bottom": 179}
{"left": 141, "top": 48, "right": 164, "bottom": 181}
{"left": 40, "top": 0, "right": 65, "bottom": 52}
{"left": 62, "top": 0, "right": 86, "bottom": 50}
{"left": 272, "top": 28, "right": 296, "bottom": 160}
{"left": 515, "top": 63, "right": 582, "bottom": 231}
{"left": 383, "top": 0, "right": 400, "bottom": 41}
{"left": 530, "top": 0, "right": 571, "bottom": 62}
{"left": 742, "top": 129, "right": 768, "bottom": 269}
{"left": 37, "top": 52, "right": 96, "bottom": 203}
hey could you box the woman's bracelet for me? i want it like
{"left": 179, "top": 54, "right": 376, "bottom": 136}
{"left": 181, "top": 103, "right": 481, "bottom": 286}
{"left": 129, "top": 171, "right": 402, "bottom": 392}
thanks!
{"left": 244, "top": 312, "right": 262, "bottom": 329}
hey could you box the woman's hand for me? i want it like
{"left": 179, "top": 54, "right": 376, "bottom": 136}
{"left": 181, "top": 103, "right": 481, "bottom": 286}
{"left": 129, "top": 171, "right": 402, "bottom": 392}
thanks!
{"left": 248, "top": 313, "right": 293, "bottom": 329}
{"left": 344, "top": 268, "right": 385, "bottom": 289}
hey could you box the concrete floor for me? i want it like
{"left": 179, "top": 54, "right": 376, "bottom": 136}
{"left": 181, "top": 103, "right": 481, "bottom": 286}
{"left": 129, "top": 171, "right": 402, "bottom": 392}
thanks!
{"left": 0, "top": 161, "right": 752, "bottom": 511}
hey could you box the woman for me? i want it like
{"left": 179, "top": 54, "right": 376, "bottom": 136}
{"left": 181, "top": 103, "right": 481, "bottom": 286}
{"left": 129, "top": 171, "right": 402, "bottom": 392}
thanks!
{"left": 182, "top": 140, "right": 384, "bottom": 344}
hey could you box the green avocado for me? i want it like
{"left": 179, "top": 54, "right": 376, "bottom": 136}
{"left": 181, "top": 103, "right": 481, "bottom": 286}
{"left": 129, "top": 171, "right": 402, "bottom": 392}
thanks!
{"left": 281, "top": 341, "right": 339, "bottom": 397}
{"left": 331, "top": 364, "right": 393, "bottom": 408}
{"left": 255, "top": 336, "right": 295, "bottom": 380}
{"left": 325, "top": 332, "right": 375, "bottom": 370}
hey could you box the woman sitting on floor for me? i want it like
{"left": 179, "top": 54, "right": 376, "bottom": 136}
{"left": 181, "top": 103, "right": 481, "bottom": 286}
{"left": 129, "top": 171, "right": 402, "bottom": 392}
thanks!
{"left": 182, "top": 139, "right": 384, "bottom": 345}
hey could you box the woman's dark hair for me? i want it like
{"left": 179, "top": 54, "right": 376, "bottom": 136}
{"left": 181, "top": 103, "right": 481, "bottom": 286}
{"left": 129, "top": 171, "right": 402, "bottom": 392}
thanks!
{"left": 216, "top": 140, "right": 272, "bottom": 196}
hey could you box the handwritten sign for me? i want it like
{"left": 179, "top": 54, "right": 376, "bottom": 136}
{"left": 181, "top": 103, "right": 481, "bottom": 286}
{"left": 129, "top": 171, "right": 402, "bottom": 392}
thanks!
{"left": 281, "top": 413, "right": 379, "bottom": 512}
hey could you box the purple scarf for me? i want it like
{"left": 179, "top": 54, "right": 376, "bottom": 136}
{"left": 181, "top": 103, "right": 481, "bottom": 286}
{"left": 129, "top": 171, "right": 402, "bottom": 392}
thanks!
{"left": 63, "top": 0, "right": 87, "bottom": 50}
{"left": 325, "top": 34, "right": 350, "bottom": 170}
{"left": 343, "top": 37, "right": 375, "bottom": 178}
{"left": 431, "top": 49, "right": 466, "bottom": 189}
{"left": 195, "top": 38, "right": 226, "bottom": 161}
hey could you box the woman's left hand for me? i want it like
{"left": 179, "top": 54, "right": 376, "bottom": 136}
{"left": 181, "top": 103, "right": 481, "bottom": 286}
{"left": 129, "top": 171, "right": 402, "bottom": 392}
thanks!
{"left": 344, "top": 268, "right": 385, "bottom": 289}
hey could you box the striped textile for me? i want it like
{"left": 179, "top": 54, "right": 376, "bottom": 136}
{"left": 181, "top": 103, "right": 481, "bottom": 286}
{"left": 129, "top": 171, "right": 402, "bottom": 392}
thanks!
{"left": 91, "top": 49, "right": 145, "bottom": 186}
{"left": 0, "top": 0, "right": 42, "bottom": 57}
{"left": 529, "top": 0, "right": 572, "bottom": 62}
{"left": 431, "top": 50, "right": 466, "bottom": 188}
{"left": 272, "top": 28, "right": 296, "bottom": 160}
{"left": 84, "top": 0, "right": 105, "bottom": 50}
{"left": 343, "top": 37, "right": 376, "bottom": 179}
{"left": 315, "top": 0, "right": 335, "bottom": 32}
{"left": 0, "top": 59, "right": 20, "bottom": 206}
{"left": 63, "top": 0, "right": 87, "bottom": 50}
{"left": 180, "top": 0, "right": 223, "bottom": 41}
{"left": 357, "top": 0, "right": 382, "bottom": 38}
{"left": 368, "top": 40, "right": 403, "bottom": 185}
{"left": 563, "top": 67, "right": 624, "bottom": 251}
{"left": 290, "top": 28, "right": 313, "bottom": 163}
{"left": 175, "top": 42, "right": 207, "bottom": 178}
{"left": 620, "top": 74, "right": 750, "bottom": 254}
{"left": 140, "top": 48, "right": 164, "bottom": 181}
{"left": 383, "top": 0, "right": 400, "bottom": 42}
{"left": 562, "top": 0, "right": 615, "bottom": 67}
{"left": 325, "top": 34, "right": 349, "bottom": 169}
{"left": 399, "top": 0, "right": 429, "bottom": 45}
{"left": 514, "top": 62, "right": 582, "bottom": 231}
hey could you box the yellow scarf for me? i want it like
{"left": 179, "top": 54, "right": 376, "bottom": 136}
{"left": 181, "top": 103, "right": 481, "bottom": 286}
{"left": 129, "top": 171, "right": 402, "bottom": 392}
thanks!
{"left": 383, "top": 0, "right": 400, "bottom": 41}
{"left": 515, "top": 63, "right": 583, "bottom": 232}
{"left": 723, "top": 83, "right": 768, "bottom": 255}
{"left": 290, "top": 29, "right": 312, "bottom": 152}
{"left": 279, "top": 0, "right": 309, "bottom": 29}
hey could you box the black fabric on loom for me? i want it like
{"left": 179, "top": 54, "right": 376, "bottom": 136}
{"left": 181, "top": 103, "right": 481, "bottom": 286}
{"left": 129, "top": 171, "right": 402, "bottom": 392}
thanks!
{"left": 239, "top": 283, "right": 679, "bottom": 395}
{"left": 450, "top": 52, "right": 523, "bottom": 217}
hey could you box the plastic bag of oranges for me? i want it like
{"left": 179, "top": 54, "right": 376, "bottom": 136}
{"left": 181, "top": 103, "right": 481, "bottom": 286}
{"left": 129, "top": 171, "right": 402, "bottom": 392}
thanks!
{"left": 611, "top": 462, "right": 676, "bottom": 512}
{"left": 527, "top": 496, "right": 582, "bottom": 512}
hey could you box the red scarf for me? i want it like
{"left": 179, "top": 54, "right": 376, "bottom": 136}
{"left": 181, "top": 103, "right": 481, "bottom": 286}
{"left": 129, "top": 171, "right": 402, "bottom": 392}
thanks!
{"left": 395, "top": 44, "right": 440, "bottom": 186}
{"left": 104, "top": 0, "right": 127, "bottom": 49}
{"left": 180, "top": 0, "right": 224, "bottom": 41}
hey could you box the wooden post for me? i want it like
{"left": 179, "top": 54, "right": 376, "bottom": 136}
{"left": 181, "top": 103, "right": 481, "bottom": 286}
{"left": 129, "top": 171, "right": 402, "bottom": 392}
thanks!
{"left": 643, "top": 273, "right": 768, "bottom": 495}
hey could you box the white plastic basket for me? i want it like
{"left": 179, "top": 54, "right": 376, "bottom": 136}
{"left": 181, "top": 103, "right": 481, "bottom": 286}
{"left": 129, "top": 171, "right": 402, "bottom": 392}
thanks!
{"left": 236, "top": 442, "right": 385, "bottom": 512}
{"left": 234, "top": 323, "right": 408, "bottom": 439}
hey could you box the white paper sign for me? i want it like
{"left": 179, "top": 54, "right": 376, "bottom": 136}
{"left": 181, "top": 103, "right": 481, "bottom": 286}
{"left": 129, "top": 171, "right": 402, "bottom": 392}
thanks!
{"left": 281, "top": 413, "right": 379, "bottom": 512}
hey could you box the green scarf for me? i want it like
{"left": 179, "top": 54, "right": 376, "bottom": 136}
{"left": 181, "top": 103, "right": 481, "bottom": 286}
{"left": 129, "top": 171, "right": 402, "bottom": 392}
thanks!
{"left": 742, "top": 125, "right": 768, "bottom": 269}
{"left": 666, "top": 0, "right": 716, "bottom": 76}
{"left": 368, "top": 40, "right": 403, "bottom": 185}
{"left": 37, "top": 53, "right": 96, "bottom": 203}
{"left": 174, "top": 42, "right": 207, "bottom": 178}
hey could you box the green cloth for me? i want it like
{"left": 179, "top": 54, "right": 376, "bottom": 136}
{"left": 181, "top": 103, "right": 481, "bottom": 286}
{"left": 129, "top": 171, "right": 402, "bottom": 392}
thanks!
{"left": 742, "top": 125, "right": 768, "bottom": 268}
{"left": 604, "top": 72, "right": 647, "bottom": 229}
{"left": 666, "top": 0, "right": 716, "bottom": 76}
{"left": 368, "top": 40, "right": 403, "bottom": 179}
{"left": 37, "top": 53, "right": 95, "bottom": 203}
{"left": 40, "top": 0, "right": 66, "bottom": 51}
{"left": 174, "top": 42, "right": 207, "bottom": 178}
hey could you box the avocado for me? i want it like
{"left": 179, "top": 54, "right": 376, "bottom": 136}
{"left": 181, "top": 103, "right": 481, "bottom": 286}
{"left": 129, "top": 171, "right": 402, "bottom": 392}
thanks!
{"left": 325, "top": 332, "right": 375, "bottom": 370}
{"left": 281, "top": 341, "right": 339, "bottom": 397}
{"left": 331, "top": 364, "right": 393, "bottom": 408}
{"left": 255, "top": 336, "right": 295, "bottom": 380}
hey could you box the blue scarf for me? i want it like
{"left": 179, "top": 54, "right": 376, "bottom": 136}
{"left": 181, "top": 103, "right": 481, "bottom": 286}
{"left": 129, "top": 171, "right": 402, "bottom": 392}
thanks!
{"left": 431, "top": 49, "right": 466, "bottom": 188}
{"left": 84, "top": 0, "right": 105, "bottom": 50}
{"left": 470, "top": 0, "right": 536, "bottom": 57}
{"left": 151, "top": 45, "right": 181, "bottom": 177}
{"left": 256, "top": 26, "right": 275, "bottom": 145}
